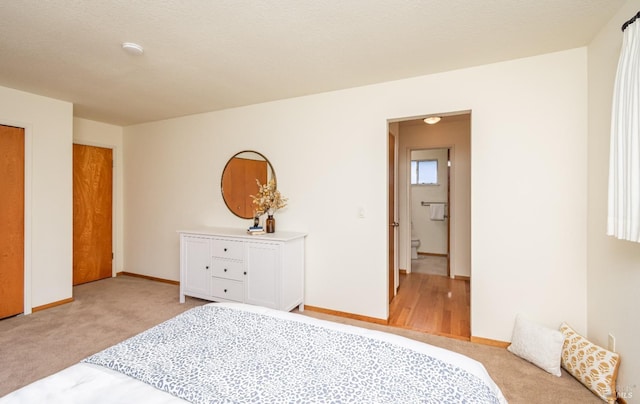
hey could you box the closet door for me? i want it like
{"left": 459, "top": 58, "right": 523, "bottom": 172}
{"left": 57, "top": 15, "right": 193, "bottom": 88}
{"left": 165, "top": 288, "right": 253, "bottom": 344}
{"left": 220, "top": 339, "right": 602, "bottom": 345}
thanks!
{"left": 0, "top": 125, "right": 24, "bottom": 319}
{"left": 73, "top": 144, "right": 113, "bottom": 285}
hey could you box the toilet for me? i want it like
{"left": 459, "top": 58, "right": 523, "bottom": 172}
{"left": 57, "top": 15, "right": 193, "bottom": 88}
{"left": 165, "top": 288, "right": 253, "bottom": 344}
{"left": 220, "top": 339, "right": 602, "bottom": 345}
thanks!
{"left": 411, "top": 223, "right": 420, "bottom": 260}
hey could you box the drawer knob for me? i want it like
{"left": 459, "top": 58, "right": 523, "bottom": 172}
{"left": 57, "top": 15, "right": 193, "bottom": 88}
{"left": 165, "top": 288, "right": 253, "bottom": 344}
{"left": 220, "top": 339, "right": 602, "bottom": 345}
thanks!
{"left": 224, "top": 289, "right": 227, "bottom": 293}
{"left": 243, "top": 271, "right": 247, "bottom": 275}
{"left": 205, "top": 266, "right": 209, "bottom": 270}
{"left": 224, "top": 248, "right": 228, "bottom": 252}
{"left": 224, "top": 268, "right": 227, "bottom": 272}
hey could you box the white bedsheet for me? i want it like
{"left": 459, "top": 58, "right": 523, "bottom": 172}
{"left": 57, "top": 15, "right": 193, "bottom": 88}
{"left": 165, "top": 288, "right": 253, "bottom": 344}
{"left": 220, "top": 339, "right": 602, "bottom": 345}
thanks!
{"left": 1, "top": 302, "right": 507, "bottom": 403}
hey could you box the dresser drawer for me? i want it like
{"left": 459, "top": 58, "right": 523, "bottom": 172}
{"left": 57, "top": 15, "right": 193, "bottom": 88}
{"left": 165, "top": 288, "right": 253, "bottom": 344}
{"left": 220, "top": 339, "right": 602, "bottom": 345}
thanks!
{"left": 212, "top": 239, "right": 243, "bottom": 260}
{"left": 211, "top": 258, "right": 244, "bottom": 281}
{"left": 211, "top": 278, "right": 243, "bottom": 302}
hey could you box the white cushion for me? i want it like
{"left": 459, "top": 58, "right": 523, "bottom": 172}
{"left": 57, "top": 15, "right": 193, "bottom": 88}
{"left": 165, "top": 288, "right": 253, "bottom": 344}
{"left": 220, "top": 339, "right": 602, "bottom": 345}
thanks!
{"left": 507, "top": 315, "right": 565, "bottom": 376}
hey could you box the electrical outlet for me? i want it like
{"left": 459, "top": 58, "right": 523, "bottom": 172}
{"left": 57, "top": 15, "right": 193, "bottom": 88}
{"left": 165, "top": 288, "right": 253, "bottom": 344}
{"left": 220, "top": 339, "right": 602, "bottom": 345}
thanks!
{"left": 608, "top": 333, "right": 616, "bottom": 352}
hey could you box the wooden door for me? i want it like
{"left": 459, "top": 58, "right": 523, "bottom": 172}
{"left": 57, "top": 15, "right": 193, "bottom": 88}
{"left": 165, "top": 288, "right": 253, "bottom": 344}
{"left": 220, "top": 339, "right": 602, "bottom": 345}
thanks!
{"left": 446, "top": 149, "right": 451, "bottom": 277}
{"left": 73, "top": 144, "right": 113, "bottom": 285}
{"left": 0, "top": 125, "right": 24, "bottom": 319}
{"left": 388, "top": 132, "right": 396, "bottom": 303}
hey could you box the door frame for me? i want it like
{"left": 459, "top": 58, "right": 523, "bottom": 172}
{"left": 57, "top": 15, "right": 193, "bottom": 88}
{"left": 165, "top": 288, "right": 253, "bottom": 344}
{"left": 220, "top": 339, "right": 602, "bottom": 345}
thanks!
{"left": 73, "top": 141, "right": 117, "bottom": 279}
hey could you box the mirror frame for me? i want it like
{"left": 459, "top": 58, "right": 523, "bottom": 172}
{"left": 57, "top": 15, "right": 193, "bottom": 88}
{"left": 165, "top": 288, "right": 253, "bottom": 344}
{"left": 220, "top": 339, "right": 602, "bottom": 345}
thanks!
{"left": 220, "top": 150, "right": 276, "bottom": 219}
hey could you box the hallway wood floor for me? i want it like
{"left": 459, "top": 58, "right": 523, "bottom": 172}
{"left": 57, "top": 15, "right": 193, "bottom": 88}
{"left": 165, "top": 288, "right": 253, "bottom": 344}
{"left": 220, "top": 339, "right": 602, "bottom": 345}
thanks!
{"left": 388, "top": 272, "right": 470, "bottom": 340}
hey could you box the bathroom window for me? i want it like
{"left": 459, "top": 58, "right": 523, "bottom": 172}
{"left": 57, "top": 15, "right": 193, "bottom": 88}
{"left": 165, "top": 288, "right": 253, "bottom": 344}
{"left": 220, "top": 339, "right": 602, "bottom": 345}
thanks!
{"left": 411, "top": 159, "right": 438, "bottom": 185}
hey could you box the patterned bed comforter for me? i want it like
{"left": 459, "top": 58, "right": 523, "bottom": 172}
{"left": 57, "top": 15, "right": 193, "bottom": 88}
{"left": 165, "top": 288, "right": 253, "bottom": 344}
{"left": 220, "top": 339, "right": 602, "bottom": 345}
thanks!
{"left": 83, "top": 304, "right": 504, "bottom": 404}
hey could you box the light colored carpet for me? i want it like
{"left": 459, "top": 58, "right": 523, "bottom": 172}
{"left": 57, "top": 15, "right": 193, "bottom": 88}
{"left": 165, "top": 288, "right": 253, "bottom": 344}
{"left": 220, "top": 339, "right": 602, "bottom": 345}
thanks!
{"left": 0, "top": 276, "right": 205, "bottom": 397}
{"left": 0, "top": 275, "right": 601, "bottom": 403}
{"left": 411, "top": 254, "right": 448, "bottom": 276}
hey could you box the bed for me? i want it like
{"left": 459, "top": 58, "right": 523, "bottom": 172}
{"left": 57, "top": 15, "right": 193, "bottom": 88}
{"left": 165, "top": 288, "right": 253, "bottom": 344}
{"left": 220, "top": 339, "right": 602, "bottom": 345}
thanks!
{"left": 0, "top": 302, "right": 507, "bottom": 403}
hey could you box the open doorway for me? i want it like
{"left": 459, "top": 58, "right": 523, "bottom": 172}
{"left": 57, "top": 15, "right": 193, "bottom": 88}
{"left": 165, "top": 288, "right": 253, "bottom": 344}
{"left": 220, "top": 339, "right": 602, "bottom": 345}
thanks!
{"left": 387, "top": 112, "right": 471, "bottom": 339}
{"left": 409, "top": 147, "right": 450, "bottom": 277}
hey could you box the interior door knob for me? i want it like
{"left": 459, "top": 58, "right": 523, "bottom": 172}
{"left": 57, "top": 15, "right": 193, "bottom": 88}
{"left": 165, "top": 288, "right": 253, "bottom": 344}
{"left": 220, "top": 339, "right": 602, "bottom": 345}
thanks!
{"left": 390, "top": 222, "right": 400, "bottom": 227}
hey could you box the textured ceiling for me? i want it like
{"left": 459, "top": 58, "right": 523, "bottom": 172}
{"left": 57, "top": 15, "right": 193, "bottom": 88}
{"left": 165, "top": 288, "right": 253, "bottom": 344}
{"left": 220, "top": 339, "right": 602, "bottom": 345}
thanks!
{"left": 0, "top": 1, "right": 625, "bottom": 126}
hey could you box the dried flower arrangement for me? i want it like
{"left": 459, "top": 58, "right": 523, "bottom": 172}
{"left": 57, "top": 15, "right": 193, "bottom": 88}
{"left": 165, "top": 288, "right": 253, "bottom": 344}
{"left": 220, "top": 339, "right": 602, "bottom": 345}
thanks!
{"left": 251, "top": 179, "right": 288, "bottom": 216}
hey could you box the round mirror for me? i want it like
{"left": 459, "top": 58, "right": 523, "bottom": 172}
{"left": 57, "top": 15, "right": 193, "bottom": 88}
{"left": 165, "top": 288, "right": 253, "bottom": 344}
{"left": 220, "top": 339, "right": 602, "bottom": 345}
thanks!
{"left": 221, "top": 150, "right": 276, "bottom": 219}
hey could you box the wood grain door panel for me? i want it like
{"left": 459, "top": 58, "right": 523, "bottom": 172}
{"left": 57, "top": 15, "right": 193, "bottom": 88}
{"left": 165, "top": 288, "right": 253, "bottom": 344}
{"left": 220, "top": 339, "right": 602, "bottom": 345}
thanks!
{"left": 0, "top": 125, "right": 24, "bottom": 319}
{"left": 73, "top": 144, "right": 113, "bottom": 285}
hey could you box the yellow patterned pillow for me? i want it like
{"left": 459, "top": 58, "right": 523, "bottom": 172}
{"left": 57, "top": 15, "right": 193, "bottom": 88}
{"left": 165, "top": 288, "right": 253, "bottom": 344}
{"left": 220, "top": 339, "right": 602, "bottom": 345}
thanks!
{"left": 559, "top": 323, "right": 620, "bottom": 403}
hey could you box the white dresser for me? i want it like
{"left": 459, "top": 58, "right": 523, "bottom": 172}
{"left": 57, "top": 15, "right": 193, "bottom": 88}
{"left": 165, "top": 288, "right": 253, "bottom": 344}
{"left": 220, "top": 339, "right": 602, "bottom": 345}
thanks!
{"left": 179, "top": 227, "right": 306, "bottom": 312}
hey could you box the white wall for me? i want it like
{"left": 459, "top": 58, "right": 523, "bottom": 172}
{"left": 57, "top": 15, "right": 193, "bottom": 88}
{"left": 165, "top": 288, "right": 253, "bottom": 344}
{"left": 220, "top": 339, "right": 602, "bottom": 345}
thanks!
{"left": 587, "top": 0, "right": 640, "bottom": 396}
{"left": 0, "top": 85, "right": 73, "bottom": 310}
{"left": 469, "top": 52, "right": 588, "bottom": 340}
{"left": 124, "top": 48, "right": 588, "bottom": 341}
{"left": 410, "top": 149, "right": 448, "bottom": 256}
{"left": 73, "top": 118, "right": 125, "bottom": 275}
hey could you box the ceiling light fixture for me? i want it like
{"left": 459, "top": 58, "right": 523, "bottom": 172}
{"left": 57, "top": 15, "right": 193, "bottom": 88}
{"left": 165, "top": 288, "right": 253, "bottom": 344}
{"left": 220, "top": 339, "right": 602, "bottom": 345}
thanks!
{"left": 423, "top": 116, "right": 441, "bottom": 125}
{"left": 121, "top": 42, "right": 144, "bottom": 56}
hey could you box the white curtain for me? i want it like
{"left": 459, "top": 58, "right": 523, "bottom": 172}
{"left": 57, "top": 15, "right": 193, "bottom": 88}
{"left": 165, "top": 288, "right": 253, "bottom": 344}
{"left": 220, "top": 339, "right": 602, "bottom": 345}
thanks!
{"left": 608, "top": 20, "right": 640, "bottom": 242}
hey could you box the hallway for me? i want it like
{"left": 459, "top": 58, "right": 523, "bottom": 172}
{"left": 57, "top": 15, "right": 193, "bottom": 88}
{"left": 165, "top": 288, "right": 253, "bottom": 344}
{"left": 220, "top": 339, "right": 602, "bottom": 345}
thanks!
{"left": 388, "top": 272, "right": 470, "bottom": 340}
